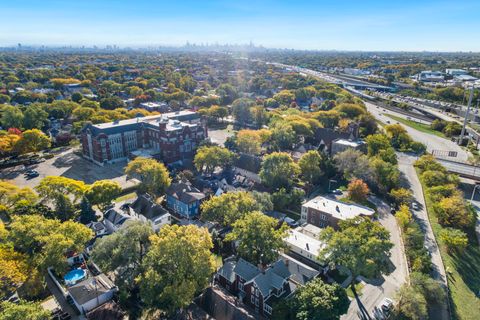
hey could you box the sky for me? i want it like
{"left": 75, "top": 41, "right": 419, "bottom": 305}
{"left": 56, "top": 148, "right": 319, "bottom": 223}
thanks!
{"left": 1, "top": 0, "right": 479, "bottom": 51}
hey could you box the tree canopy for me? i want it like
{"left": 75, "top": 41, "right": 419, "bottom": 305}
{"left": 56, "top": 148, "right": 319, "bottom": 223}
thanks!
{"left": 125, "top": 157, "right": 171, "bottom": 196}
{"left": 260, "top": 152, "right": 299, "bottom": 190}
{"left": 137, "top": 225, "right": 215, "bottom": 316}
{"left": 226, "top": 211, "right": 288, "bottom": 266}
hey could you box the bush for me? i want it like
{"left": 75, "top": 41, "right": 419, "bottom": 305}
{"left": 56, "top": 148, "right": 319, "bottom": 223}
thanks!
{"left": 439, "top": 228, "right": 468, "bottom": 253}
{"left": 434, "top": 195, "right": 476, "bottom": 229}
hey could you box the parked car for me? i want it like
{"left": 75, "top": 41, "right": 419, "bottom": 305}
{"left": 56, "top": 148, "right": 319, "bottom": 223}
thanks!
{"left": 24, "top": 170, "right": 39, "bottom": 179}
{"left": 412, "top": 202, "right": 419, "bottom": 211}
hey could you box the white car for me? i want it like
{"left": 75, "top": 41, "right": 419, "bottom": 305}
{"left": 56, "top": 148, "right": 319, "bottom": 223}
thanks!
{"left": 412, "top": 202, "right": 419, "bottom": 211}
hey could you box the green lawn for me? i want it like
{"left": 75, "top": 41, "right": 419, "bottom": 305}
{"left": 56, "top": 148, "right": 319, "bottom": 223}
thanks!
{"left": 346, "top": 281, "right": 365, "bottom": 299}
{"left": 114, "top": 192, "right": 137, "bottom": 202}
{"left": 417, "top": 168, "right": 480, "bottom": 320}
{"left": 383, "top": 114, "right": 446, "bottom": 138}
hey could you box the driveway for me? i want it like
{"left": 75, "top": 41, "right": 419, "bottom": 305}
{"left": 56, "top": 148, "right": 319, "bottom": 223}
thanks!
{"left": 0, "top": 148, "right": 138, "bottom": 190}
{"left": 397, "top": 153, "right": 449, "bottom": 320}
{"left": 342, "top": 196, "right": 408, "bottom": 320}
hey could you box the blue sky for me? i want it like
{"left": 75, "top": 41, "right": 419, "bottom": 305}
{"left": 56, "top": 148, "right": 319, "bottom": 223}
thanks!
{"left": 1, "top": 0, "right": 479, "bottom": 51}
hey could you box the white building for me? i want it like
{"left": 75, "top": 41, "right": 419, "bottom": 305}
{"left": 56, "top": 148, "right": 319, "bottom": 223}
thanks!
{"left": 284, "top": 226, "right": 326, "bottom": 265}
{"left": 301, "top": 196, "right": 375, "bottom": 229}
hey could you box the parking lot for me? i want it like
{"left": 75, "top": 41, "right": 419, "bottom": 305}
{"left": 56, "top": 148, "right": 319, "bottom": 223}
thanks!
{"left": 0, "top": 147, "right": 138, "bottom": 190}
{"left": 208, "top": 126, "right": 235, "bottom": 146}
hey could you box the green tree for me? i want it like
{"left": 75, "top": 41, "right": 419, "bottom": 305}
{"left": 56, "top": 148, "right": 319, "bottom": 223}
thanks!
{"left": 91, "top": 221, "right": 153, "bottom": 290}
{"left": 125, "top": 157, "right": 171, "bottom": 196}
{"left": 138, "top": 225, "right": 215, "bottom": 316}
{"left": 23, "top": 105, "right": 48, "bottom": 130}
{"left": 8, "top": 215, "right": 93, "bottom": 273}
{"left": 0, "top": 300, "right": 49, "bottom": 320}
{"left": 319, "top": 217, "right": 393, "bottom": 286}
{"left": 1, "top": 106, "right": 24, "bottom": 129}
{"left": 226, "top": 211, "right": 288, "bottom": 265}
{"left": 365, "top": 134, "right": 397, "bottom": 164}
{"left": 299, "top": 150, "right": 324, "bottom": 185}
{"left": 231, "top": 98, "right": 254, "bottom": 125}
{"left": 369, "top": 157, "right": 400, "bottom": 192}
{"left": 389, "top": 188, "right": 413, "bottom": 206}
{"left": 395, "top": 204, "right": 413, "bottom": 230}
{"left": 290, "top": 278, "right": 350, "bottom": 320}
{"left": 194, "top": 146, "right": 235, "bottom": 175}
{"left": 35, "top": 176, "right": 87, "bottom": 220}
{"left": 270, "top": 122, "right": 298, "bottom": 150}
{"left": 434, "top": 195, "right": 475, "bottom": 229}
{"left": 0, "top": 181, "right": 38, "bottom": 213}
{"left": 260, "top": 152, "right": 299, "bottom": 190}
{"left": 79, "top": 196, "right": 96, "bottom": 224}
{"left": 13, "top": 129, "right": 51, "bottom": 154}
{"left": 200, "top": 191, "right": 258, "bottom": 226}
{"left": 439, "top": 227, "right": 468, "bottom": 252}
{"left": 85, "top": 180, "right": 122, "bottom": 211}
{"left": 396, "top": 284, "right": 427, "bottom": 320}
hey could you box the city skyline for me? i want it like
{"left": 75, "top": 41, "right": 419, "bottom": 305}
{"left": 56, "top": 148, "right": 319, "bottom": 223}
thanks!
{"left": 1, "top": 0, "right": 480, "bottom": 52}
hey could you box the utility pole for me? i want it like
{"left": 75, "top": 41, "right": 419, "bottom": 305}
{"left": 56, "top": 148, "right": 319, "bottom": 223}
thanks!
{"left": 459, "top": 84, "right": 475, "bottom": 145}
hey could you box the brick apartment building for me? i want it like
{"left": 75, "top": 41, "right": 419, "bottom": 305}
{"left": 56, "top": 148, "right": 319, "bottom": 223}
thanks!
{"left": 301, "top": 196, "right": 375, "bottom": 229}
{"left": 80, "top": 110, "right": 207, "bottom": 165}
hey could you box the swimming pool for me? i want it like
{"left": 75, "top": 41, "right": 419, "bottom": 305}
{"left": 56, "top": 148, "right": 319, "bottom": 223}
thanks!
{"left": 64, "top": 269, "right": 86, "bottom": 286}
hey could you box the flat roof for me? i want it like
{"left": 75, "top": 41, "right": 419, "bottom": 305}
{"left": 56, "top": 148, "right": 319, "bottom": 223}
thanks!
{"left": 303, "top": 196, "right": 375, "bottom": 220}
{"left": 93, "top": 110, "right": 197, "bottom": 130}
{"left": 284, "top": 228, "right": 325, "bottom": 257}
{"left": 333, "top": 139, "right": 365, "bottom": 147}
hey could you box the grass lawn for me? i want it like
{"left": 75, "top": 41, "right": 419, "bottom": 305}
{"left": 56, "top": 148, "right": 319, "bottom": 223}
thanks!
{"left": 383, "top": 114, "right": 446, "bottom": 138}
{"left": 346, "top": 281, "right": 365, "bottom": 299}
{"left": 417, "top": 168, "right": 480, "bottom": 320}
{"left": 114, "top": 192, "right": 137, "bottom": 202}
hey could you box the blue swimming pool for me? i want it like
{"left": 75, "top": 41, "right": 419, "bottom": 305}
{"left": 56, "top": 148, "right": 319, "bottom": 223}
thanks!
{"left": 64, "top": 269, "right": 86, "bottom": 286}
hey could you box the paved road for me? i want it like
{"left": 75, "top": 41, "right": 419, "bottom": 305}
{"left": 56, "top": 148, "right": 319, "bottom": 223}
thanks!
{"left": 437, "top": 158, "right": 480, "bottom": 179}
{"left": 342, "top": 196, "right": 408, "bottom": 320}
{"left": 365, "top": 101, "right": 470, "bottom": 162}
{"left": 397, "top": 154, "right": 449, "bottom": 320}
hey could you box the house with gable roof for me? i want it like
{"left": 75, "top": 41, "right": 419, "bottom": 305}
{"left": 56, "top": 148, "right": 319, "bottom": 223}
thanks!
{"left": 215, "top": 256, "right": 318, "bottom": 317}
{"left": 165, "top": 180, "right": 206, "bottom": 219}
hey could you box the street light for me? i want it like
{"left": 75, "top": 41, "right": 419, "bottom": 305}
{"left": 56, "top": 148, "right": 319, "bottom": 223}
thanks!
{"left": 470, "top": 183, "right": 480, "bottom": 202}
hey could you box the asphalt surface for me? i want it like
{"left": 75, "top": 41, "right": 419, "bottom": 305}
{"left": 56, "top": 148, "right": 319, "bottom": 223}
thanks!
{"left": 365, "top": 101, "right": 469, "bottom": 162}
{"left": 342, "top": 196, "right": 409, "bottom": 320}
{"left": 397, "top": 154, "right": 449, "bottom": 320}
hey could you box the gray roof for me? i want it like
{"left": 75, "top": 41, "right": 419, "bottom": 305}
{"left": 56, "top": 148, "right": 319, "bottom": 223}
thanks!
{"left": 104, "top": 209, "right": 129, "bottom": 226}
{"left": 68, "top": 274, "right": 115, "bottom": 306}
{"left": 166, "top": 181, "right": 206, "bottom": 204}
{"left": 82, "top": 110, "right": 200, "bottom": 137}
{"left": 233, "top": 258, "right": 260, "bottom": 282}
{"left": 131, "top": 194, "right": 169, "bottom": 220}
{"left": 217, "top": 261, "right": 236, "bottom": 283}
{"left": 279, "top": 254, "right": 319, "bottom": 286}
{"left": 246, "top": 260, "right": 291, "bottom": 298}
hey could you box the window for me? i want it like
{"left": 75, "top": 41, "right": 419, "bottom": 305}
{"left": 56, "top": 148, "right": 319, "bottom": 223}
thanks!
{"left": 238, "top": 282, "right": 244, "bottom": 292}
{"left": 255, "top": 298, "right": 259, "bottom": 307}
{"left": 251, "top": 295, "right": 255, "bottom": 304}
{"left": 321, "top": 214, "right": 327, "bottom": 220}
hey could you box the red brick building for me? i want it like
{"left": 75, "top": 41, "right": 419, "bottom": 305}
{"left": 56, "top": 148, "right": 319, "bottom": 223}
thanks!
{"left": 80, "top": 110, "right": 207, "bottom": 165}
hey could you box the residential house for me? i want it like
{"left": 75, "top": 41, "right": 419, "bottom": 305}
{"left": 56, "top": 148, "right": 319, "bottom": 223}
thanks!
{"left": 284, "top": 226, "right": 326, "bottom": 267}
{"left": 102, "top": 209, "right": 131, "bottom": 233}
{"left": 216, "top": 258, "right": 305, "bottom": 317}
{"left": 67, "top": 274, "right": 117, "bottom": 315}
{"left": 166, "top": 181, "right": 206, "bottom": 219}
{"left": 129, "top": 194, "right": 171, "bottom": 232}
{"left": 301, "top": 196, "right": 375, "bottom": 229}
{"left": 330, "top": 138, "right": 367, "bottom": 155}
